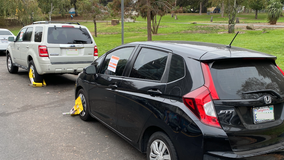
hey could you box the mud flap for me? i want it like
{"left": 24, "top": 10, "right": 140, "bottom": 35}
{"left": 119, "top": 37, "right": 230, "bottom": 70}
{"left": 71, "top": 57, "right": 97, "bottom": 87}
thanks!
{"left": 29, "top": 68, "right": 46, "bottom": 87}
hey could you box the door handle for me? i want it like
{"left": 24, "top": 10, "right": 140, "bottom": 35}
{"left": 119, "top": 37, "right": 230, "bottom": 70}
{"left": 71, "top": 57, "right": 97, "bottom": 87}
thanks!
{"left": 26, "top": 46, "right": 29, "bottom": 48}
{"left": 109, "top": 84, "right": 117, "bottom": 90}
{"left": 147, "top": 89, "right": 162, "bottom": 97}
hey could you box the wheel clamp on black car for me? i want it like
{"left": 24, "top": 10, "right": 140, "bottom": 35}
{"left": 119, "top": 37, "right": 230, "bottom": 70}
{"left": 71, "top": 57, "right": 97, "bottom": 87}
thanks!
{"left": 63, "top": 96, "right": 83, "bottom": 115}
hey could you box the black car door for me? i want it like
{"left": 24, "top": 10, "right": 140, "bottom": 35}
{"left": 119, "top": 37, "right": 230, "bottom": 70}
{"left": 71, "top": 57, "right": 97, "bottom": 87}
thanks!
{"left": 116, "top": 46, "right": 171, "bottom": 142}
{"left": 88, "top": 46, "right": 135, "bottom": 128}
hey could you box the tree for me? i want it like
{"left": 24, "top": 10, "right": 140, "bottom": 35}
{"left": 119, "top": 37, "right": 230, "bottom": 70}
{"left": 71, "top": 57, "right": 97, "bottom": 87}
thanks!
{"left": 110, "top": 0, "right": 173, "bottom": 41}
{"left": 267, "top": 0, "right": 282, "bottom": 24}
{"left": 37, "top": 0, "right": 71, "bottom": 18}
{"left": 136, "top": 0, "right": 173, "bottom": 35}
{"left": 248, "top": 0, "right": 266, "bottom": 19}
{"left": 77, "top": 0, "right": 108, "bottom": 37}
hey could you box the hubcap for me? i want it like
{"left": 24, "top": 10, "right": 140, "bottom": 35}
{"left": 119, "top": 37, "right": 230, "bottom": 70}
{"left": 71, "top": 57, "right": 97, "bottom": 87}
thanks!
{"left": 149, "top": 140, "right": 171, "bottom": 160}
{"left": 7, "top": 56, "right": 12, "bottom": 70}
{"left": 79, "top": 93, "right": 86, "bottom": 116}
{"left": 30, "top": 65, "right": 35, "bottom": 78}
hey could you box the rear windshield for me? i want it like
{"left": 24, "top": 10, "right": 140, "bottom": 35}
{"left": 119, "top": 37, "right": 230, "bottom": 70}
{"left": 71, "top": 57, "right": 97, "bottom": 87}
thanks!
{"left": 47, "top": 27, "right": 92, "bottom": 44}
{"left": 0, "top": 31, "right": 12, "bottom": 35}
{"left": 210, "top": 59, "right": 284, "bottom": 99}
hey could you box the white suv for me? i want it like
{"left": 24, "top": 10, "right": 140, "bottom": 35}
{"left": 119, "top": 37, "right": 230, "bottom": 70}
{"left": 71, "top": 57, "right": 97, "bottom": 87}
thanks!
{"left": 6, "top": 21, "right": 98, "bottom": 83}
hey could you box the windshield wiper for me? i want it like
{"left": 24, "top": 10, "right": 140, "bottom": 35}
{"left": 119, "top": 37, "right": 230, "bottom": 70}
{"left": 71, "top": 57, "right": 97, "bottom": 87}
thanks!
{"left": 72, "top": 40, "right": 87, "bottom": 44}
{"left": 242, "top": 89, "right": 281, "bottom": 98}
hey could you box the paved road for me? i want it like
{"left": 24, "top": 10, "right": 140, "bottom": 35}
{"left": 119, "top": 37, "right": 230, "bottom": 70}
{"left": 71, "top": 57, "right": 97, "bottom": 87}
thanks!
{"left": 0, "top": 54, "right": 146, "bottom": 160}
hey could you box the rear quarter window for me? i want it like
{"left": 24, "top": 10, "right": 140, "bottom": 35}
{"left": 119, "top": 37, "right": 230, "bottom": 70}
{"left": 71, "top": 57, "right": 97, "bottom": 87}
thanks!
{"left": 0, "top": 31, "right": 12, "bottom": 35}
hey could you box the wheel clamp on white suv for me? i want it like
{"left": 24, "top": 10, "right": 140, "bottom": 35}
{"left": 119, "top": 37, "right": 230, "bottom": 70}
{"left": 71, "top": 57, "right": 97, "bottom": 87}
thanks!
{"left": 6, "top": 21, "right": 98, "bottom": 86}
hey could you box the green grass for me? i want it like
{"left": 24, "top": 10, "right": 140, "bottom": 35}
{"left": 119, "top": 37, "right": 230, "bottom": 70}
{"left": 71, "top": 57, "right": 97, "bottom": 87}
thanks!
{"left": 6, "top": 13, "right": 284, "bottom": 68}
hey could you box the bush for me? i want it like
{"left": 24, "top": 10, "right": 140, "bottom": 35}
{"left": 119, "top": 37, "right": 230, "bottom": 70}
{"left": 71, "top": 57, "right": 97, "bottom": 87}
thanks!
{"left": 267, "top": 0, "right": 282, "bottom": 24}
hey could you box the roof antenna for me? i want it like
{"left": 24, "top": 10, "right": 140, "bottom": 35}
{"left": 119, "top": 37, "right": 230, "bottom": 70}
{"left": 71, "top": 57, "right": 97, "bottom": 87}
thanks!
{"left": 226, "top": 31, "right": 239, "bottom": 48}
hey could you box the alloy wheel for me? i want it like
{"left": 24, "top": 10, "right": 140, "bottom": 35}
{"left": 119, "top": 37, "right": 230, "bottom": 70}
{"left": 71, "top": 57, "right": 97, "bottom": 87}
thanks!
{"left": 149, "top": 140, "right": 171, "bottom": 160}
{"left": 79, "top": 93, "right": 86, "bottom": 116}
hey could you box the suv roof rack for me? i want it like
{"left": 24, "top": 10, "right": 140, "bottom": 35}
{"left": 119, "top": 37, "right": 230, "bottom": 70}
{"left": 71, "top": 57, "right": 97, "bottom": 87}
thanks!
{"left": 32, "top": 21, "right": 80, "bottom": 25}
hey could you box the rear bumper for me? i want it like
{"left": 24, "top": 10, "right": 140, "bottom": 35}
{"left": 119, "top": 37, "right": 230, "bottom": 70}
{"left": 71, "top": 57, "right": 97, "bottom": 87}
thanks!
{"left": 205, "top": 141, "right": 284, "bottom": 159}
{"left": 38, "top": 63, "right": 91, "bottom": 74}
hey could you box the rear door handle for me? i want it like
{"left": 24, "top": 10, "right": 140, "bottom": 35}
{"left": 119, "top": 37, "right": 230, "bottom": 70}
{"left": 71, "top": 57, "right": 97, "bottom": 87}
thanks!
{"left": 147, "top": 89, "right": 162, "bottom": 97}
{"left": 109, "top": 84, "right": 117, "bottom": 90}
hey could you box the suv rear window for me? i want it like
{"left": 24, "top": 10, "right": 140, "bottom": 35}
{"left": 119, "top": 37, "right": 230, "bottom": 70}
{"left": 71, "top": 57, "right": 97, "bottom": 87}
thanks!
{"left": 47, "top": 27, "right": 92, "bottom": 44}
{"left": 0, "top": 31, "right": 12, "bottom": 35}
{"left": 210, "top": 59, "right": 284, "bottom": 99}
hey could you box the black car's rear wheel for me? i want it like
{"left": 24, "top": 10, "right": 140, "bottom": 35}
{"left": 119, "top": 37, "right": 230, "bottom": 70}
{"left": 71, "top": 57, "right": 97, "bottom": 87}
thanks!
{"left": 7, "top": 54, "right": 18, "bottom": 73}
{"left": 77, "top": 89, "right": 91, "bottom": 121}
{"left": 147, "top": 132, "right": 177, "bottom": 160}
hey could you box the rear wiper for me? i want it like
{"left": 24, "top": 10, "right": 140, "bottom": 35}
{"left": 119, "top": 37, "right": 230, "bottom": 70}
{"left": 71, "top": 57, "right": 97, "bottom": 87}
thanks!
{"left": 72, "top": 40, "right": 87, "bottom": 44}
{"left": 242, "top": 89, "right": 281, "bottom": 98}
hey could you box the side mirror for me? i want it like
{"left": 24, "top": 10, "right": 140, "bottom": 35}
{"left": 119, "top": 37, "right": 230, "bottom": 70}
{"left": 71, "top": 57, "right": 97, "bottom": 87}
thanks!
{"left": 8, "top": 37, "right": 14, "bottom": 42}
{"left": 83, "top": 65, "right": 97, "bottom": 75}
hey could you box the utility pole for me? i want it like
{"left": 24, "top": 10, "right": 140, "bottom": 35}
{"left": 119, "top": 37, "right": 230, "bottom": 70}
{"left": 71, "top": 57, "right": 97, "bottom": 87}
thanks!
{"left": 121, "top": 0, "right": 124, "bottom": 44}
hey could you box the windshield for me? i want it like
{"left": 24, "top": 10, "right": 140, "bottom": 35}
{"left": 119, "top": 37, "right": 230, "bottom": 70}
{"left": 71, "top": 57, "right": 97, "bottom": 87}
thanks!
{"left": 0, "top": 31, "right": 12, "bottom": 35}
{"left": 47, "top": 27, "right": 92, "bottom": 44}
{"left": 210, "top": 59, "right": 284, "bottom": 99}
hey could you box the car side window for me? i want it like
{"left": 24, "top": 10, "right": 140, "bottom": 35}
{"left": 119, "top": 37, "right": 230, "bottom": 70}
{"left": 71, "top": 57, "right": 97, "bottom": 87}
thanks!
{"left": 168, "top": 54, "right": 185, "bottom": 82}
{"left": 34, "top": 27, "right": 43, "bottom": 42}
{"left": 22, "top": 27, "right": 33, "bottom": 42}
{"left": 93, "top": 54, "right": 105, "bottom": 71}
{"left": 130, "top": 48, "right": 168, "bottom": 81}
{"left": 100, "top": 47, "right": 134, "bottom": 76}
{"left": 16, "top": 28, "right": 27, "bottom": 42}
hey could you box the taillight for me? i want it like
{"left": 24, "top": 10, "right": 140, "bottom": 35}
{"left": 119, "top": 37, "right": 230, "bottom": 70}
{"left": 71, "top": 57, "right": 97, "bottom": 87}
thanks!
{"left": 182, "top": 62, "right": 221, "bottom": 128}
{"left": 94, "top": 46, "right": 98, "bottom": 56}
{"left": 38, "top": 45, "right": 48, "bottom": 57}
{"left": 62, "top": 25, "right": 74, "bottom": 28}
{"left": 277, "top": 65, "right": 284, "bottom": 76}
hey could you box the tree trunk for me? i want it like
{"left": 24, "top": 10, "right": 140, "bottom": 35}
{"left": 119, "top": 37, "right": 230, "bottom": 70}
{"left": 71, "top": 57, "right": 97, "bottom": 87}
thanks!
{"left": 93, "top": 18, "right": 97, "bottom": 37}
{"left": 228, "top": 0, "right": 236, "bottom": 33}
{"left": 147, "top": 0, "right": 152, "bottom": 41}
{"left": 199, "top": 2, "right": 202, "bottom": 15}
{"left": 49, "top": 3, "right": 53, "bottom": 21}
{"left": 255, "top": 10, "right": 258, "bottom": 19}
{"left": 228, "top": 24, "right": 235, "bottom": 33}
{"left": 74, "top": 3, "right": 78, "bottom": 16}
{"left": 221, "top": 1, "right": 224, "bottom": 17}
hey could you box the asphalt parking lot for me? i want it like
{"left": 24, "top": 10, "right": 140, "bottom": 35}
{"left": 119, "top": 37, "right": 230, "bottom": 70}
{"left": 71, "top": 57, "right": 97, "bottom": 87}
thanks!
{"left": 0, "top": 54, "right": 146, "bottom": 160}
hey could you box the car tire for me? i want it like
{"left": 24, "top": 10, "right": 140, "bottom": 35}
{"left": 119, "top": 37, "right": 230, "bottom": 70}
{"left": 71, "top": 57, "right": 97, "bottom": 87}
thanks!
{"left": 77, "top": 89, "right": 92, "bottom": 121}
{"left": 147, "top": 132, "right": 178, "bottom": 160}
{"left": 6, "top": 54, "right": 18, "bottom": 73}
{"left": 29, "top": 60, "right": 43, "bottom": 83}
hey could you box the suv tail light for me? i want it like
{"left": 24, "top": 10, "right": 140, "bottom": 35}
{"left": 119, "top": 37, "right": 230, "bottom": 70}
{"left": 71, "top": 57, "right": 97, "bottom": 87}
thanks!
{"left": 94, "top": 46, "right": 98, "bottom": 56}
{"left": 182, "top": 63, "right": 221, "bottom": 128}
{"left": 38, "top": 45, "right": 49, "bottom": 57}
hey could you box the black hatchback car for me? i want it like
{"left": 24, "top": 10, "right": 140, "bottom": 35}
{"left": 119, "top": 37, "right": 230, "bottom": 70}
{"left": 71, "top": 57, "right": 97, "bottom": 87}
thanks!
{"left": 75, "top": 41, "right": 284, "bottom": 160}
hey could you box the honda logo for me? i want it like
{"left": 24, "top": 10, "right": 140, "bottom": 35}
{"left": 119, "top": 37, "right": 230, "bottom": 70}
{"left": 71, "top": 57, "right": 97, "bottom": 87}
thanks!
{"left": 264, "top": 95, "right": 272, "bottom": 104}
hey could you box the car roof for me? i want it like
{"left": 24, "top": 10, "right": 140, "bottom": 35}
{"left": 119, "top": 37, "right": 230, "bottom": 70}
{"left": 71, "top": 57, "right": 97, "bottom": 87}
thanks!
{"left": 127, "top": 41, "right": 276, "bottom": 61}
{"left": 24, "top": 21, "right": 85, "bottom": 28}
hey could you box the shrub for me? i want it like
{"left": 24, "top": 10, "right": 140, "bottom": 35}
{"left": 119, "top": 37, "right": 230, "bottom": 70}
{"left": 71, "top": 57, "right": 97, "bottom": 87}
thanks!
{"left": 267, "top": 0, "right": 282, "bottom": 24}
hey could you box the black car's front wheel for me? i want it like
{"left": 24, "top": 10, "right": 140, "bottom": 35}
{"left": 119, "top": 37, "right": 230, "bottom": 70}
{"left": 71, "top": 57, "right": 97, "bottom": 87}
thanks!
{"left": 77, "top": 89, "right": 91, "bottom": 121}
{"left": 147, "top": 132, "right": 178, "bottom": 160}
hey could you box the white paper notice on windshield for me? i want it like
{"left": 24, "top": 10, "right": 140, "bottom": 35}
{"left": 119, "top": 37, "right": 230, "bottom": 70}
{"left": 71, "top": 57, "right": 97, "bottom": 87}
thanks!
{"left": 107, "top": 55, "right": 120, "bottom": 72}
